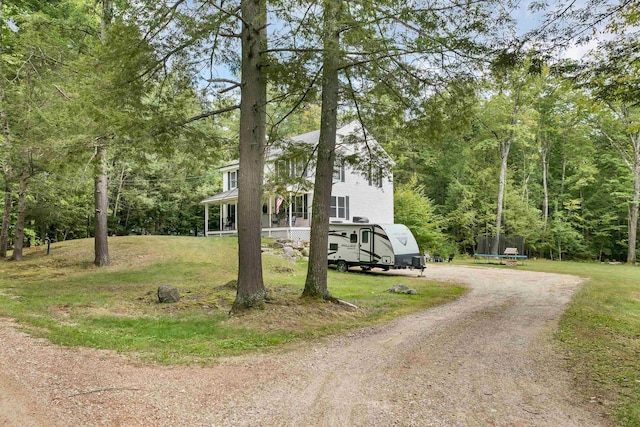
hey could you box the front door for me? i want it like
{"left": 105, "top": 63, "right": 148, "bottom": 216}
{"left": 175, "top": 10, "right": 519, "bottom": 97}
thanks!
{"left": 359, "top": 228, "right": 373, "bottom": 263}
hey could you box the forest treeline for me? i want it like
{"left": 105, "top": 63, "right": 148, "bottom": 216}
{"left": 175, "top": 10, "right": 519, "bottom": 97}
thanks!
{"left": 1, "top": 0, "right": 639, "bottom": 267}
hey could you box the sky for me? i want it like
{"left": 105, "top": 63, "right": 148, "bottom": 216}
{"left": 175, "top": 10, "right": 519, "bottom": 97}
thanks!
{"left": 512, "top": 0, "right": 609, "bottom": 60}
{"left": 196, "top": 0, "right": 610, "bottom": 92}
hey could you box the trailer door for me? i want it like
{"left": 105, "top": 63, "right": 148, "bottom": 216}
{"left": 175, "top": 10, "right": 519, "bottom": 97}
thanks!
{"left": 359, "top": 228, "right": 373, "bottom": 263}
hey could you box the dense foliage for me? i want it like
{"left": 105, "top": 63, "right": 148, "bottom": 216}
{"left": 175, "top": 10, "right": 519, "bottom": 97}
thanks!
{"left": 378, "top": 66, "right": 639, "bottom": 262}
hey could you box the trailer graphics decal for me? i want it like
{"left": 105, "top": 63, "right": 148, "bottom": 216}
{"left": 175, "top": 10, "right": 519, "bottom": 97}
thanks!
{"left": 394, "top": 234, "right": 408, "bottom": 246}
{"left": 359, "top": 249, "right": 381, "bottom": 260}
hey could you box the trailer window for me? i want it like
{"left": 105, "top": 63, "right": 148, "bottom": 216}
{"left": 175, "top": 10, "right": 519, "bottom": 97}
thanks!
{"left": 350, "top": 233, "right": 357, "bottom": 243}
{"left": 329, "top": 243, "right": 338, "bottom": 251}
{"left": 362, "top": 230, "right": 369, "bottom": 243}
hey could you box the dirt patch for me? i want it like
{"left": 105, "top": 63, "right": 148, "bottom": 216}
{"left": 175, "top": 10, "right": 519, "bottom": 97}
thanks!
{"left": 0, "top": 265, "right": 612, "bottom": 426}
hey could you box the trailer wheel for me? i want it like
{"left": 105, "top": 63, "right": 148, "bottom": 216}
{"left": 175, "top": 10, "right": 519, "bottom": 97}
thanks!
{"left": 336, "top": 260, "right": 348, "bottom": 272}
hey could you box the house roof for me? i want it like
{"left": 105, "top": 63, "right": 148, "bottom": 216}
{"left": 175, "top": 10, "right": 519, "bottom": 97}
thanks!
{"left": 290, "top": 128, "right": 320, "bottom": 145}
{"left": 268, "top": 121, "right": 394, "bottom": 164}
{"left": 201, "top": 187, "right": 238, "bottom": 205}
{"left": 220, "top": 121, "right": 394, "bottom": 168}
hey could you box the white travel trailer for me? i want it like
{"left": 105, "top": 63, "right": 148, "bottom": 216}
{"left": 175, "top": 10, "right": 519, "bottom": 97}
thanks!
{"left": 327, "top": 223, "right": 423, "bottom": 272}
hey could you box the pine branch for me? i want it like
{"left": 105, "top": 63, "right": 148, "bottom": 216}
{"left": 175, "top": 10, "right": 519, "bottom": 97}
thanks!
{"left": 207, "top": 78, "right": 242, "bottom": 94}
{"left": 269, "top": 67, "right": 322, "bottom": 133}
{"left": 206, "top": 0, "right": 245, "bottom": 27}
{"left": 141, "top": 0, "right": 188, "bottom": 43}
{"left": 154, "top": 104, "right": 240, "bottom": 136}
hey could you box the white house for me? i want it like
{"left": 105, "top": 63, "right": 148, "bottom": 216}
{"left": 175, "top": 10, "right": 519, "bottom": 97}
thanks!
{"left": 202, "top": 121, "right": 394, "bottom": 240}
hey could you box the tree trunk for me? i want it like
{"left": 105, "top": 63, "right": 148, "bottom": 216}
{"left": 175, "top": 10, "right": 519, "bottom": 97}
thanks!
{"left": 93, "top": 0, "right": 112, "bottom": 267}
{"left": 521, "top": 146, "right": 531, "bottom": 204}
{"left": 541, "top": 142, "right": 549, "bottom": 232}
{"left": 0, "top": 183, "right": 10, "bottom": 258}
{"left": 101, "top": 0, "right": 113, "bottom": 42}
{"left": 233, "top": 0, "right": 267, "bottom": 311}
{"left": 94, "top": 142, "right": 110, "bottom": 266}
{"left": 303, "top": 0, "right": 341, "bottom": 300}
{"left": 492, "top": 139, "right": 510, "bottom": 254}
{"left": 0, "top": 0, "right": 12, "bottom": 259}
{"left": 113, "top": 166, "right": 126, "bottom": 219}
{"left": 558, "top": 238, "right": 562, "bottom": 261}
{"left": 10, "top": 173, "right": 27, "bottom": 261}
{"left": 627, "top": 131, "right": 640, "bottom": 264}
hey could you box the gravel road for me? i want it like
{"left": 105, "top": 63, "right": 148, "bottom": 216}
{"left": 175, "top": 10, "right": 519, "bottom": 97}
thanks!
{"left": 0, "top": 264, "right": 611, "bottom": 426}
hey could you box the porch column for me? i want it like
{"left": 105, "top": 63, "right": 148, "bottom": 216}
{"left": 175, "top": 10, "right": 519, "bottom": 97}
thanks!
{"left": 234, "top": 203, "right": 238, "bottom": 230}
{"left": 288, "top": 192, "right": 292, "bottom": 227}
{"left": 220, "top": 205, "right": 224, "bottom": 231}
{"left": 268, "top": 197, "right": 272, "bottom": 228}
{"left": 204, "top": 204, "right": 209, "bottom": 237}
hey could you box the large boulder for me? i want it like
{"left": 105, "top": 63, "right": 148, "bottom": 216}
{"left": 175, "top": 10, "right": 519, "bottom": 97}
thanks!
{"left": 283, "top": 246, "right": 297, "bottom": 258}
{"left": 281, "top": 247, "right": 296, "bottom": 263}
{"left": 291, "top": 239, "right": 305, "bottom": 249}
{"left": 387, "top": 283, "right": 417, "bottom": 295}
{"left": 157, "top": 285, "right": 180, "bottom": 303}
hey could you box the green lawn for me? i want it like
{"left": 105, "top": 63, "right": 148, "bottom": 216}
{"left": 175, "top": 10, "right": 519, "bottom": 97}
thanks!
{"left": 461, "top": 257, "right": 640, "bottom": 427}
{"left": 0, "top": 236, "right": 464, "bottom": 364}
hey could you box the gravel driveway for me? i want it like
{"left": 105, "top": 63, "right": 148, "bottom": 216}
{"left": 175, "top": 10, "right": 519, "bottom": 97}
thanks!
{"left": 0, "top": 265, "right": 611, "bottom": 426}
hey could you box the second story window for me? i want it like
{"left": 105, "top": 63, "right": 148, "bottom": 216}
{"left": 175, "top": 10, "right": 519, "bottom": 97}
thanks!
{"left": 368, "top": 165, "right": 383, "bottom": 188}
{"left": 292, "top": 159, "right": 308, "bottom": 178}
{"left": 333, "top": 160, "right": 345, "bottom": 182}
{"left": 276, "top": 158, "right": 308, "bottom": 179}
{"left": 228, "top": 170, "right": 238, "bottom": 190}
{"left": 276, "top": 159, "right": 290, "bottom": 179}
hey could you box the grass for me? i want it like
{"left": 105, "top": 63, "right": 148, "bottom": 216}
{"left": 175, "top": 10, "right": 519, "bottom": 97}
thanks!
{"left": 460, "top": 257, "right": 640, "bottom": 427}
{"left": 0, "top": 236, "right": 464, "bottom": 364}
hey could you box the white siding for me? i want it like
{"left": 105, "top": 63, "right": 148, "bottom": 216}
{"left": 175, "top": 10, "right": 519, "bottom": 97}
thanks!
{"left": 331, "top": 166, "right": 394, "bottom": 224}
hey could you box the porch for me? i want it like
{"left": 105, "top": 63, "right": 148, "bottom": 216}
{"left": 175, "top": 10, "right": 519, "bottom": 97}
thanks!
{"left": 202, "top": 189, "right": 312, "bottom": 241}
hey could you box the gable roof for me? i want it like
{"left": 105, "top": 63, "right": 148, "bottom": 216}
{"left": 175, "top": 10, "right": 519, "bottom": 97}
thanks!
{"left": 214, "top": 120, "right": 394, "bottom": 173}
{"left": 268, "top": 120, "right": 394, "bottom": 164}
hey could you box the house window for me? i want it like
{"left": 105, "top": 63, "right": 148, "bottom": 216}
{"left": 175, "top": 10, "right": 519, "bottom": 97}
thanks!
{"left": 333, "top": 160, "right": 345, "bottom": 182}
{"left": 276, "top": 158, "right": 308, "bottom": 179}
{"left": 276, "top": 159, "right": 290, "bottom": 179}
{"left": 330, "top": 196, "right": 350, "bottom": 220}
{"left": 292, "top": 159, "right": 307, "bottom": 178}
{"left": 293, "top": 194, "right": 309, "bottom": 219}
{"left": 228, "top": 171, "right": 238, "bottom": 190}
{"left": 368, "top": 166, "right": 382, "bottom": 188}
